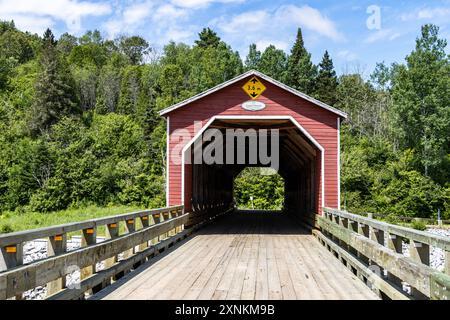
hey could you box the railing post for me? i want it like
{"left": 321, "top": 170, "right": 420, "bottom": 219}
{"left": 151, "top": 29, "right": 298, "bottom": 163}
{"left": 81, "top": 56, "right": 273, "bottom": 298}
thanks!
{"left": 338, "top": 217, "right": 349, "bottom": 250}
{"left": 139, "top": 215, "right": 150, "bottom": 251}
{"left": 47, "top": 234, "right": 67, "bottom": 296}
{"left": 386, "top": 233, "right": 403, "bottom": 287}
{"left": 123, "top": 219, "right": 136, "bottom": 260}
{"left": 0, "top": 243, "right": 23, "bottom": 299}
{"left": 347, "top": 220, "right": 359, "bottom": 256}
{"left": 369, "top": 227, "right": 385, "bottom": 290}
{"left": 409, "top": 240, "right": 430, "bottom": 299}
{"left": 153, "top": 213, "right": 162, "bottom": 243}
{"left": 104, "top": 222, "right": 119, "bottom": 282}
{"left": 357, "top": 223, "right": 370, "bottom": 264}
{"left": 80, "top": 227, "right": 97, "bottom": 297}
{"left": 162, "top": 211, "right": 170, "bottom": 239}
{"left": 135, "top": 215, "right": 150, "bottom": 267}
{"left": 445, "top": 250, "right": 450, "bottom": 275}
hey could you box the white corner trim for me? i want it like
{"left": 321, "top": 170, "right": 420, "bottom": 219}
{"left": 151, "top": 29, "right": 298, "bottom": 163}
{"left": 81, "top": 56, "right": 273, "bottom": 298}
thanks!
{"left": 159, "top": 70, "right": 348, "bottom": 119}
{"left": 179, "top": 115, "right": 325, "bottom": 210}
{"left": 166, "top": 116, "right": 170, "bottom": 207}
{"left": 337, "top": 118, "right": 341, "bottom": 210}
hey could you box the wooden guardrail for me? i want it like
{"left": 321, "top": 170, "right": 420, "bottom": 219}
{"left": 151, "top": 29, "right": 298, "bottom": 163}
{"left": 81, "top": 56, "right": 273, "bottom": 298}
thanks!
{"left": 0, "top": 205, "right": 189, "bottom": 300}
{"left": 314, "top": 208, "right": 450, "bottom": 300}
{"left": 357, "top": 211, "right": 450, "bottom": 226}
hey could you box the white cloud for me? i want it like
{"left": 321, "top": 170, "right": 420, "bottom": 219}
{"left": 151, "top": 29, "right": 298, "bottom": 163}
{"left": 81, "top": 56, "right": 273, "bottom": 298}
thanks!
{"left": 255, "top": 40, "right": 289, "bottom": 52}
{"left": 165, "top": 28, "right": 194, "bottom": 42}
{"left": 215, "top": 10, "right": 269, "bottom": 33}
{"left": 364, "top": 29, "right": 401, "bottom": 44}
{"left": 2, "top": 14, "right": 54, "bottom": 34}
{"left": 154, "top": 4, "right": 188, "bottom": 21}
{"left": 123, "top": 1, "right": 154, "bottom": 25}
{"left": 104, "top": 1, "right": 155, "bottom": 38}
{"left": 0, "top": 0, "right": 111, "bottom": 34}
{"left": 401, "top": 7, "right": 450, "bottom": 21}
{"left": 215, "top": 5, "right": 344, "bottom": 43}
{"left": 337, "top": 50, "right": 357, "bottom": 61}
{"left": 103, "top": 1, "right": 196, "bottom": 45}
{"left": 274, "top": 5, "right": 344, "bottom": 41}
{"left": 170, "top": 0, "right": 243, "bottom": 9}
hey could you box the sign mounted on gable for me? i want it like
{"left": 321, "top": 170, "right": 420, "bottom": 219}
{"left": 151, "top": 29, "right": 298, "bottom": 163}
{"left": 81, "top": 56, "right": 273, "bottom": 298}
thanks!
{"left": 242, "top": 76, "right": 266, "bottom": 100}
{"left": 242, "top": 100, "right": 266, "bottom": 111}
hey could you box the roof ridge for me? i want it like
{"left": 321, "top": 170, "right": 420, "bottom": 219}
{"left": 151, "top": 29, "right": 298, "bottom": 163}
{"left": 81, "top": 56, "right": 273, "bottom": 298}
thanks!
{"left": 159, "top": 70, "right": 347, "bottom": 118}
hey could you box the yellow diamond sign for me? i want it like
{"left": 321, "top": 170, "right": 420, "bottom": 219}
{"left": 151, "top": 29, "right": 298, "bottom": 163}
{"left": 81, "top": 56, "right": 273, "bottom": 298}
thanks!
{"left": 242, "top": 76, "right": 266, "bottom": 100}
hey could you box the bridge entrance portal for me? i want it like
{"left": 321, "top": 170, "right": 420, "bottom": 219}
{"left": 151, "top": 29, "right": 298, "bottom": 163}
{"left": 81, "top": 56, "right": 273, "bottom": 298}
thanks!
{"left": 160, "top": 70, "right": 346, "bottom": 227}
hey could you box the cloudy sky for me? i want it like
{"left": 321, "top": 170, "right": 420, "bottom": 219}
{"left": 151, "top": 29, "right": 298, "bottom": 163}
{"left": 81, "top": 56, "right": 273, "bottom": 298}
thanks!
{"left": 1, "top": 0, "right": 449, "bottom": 74}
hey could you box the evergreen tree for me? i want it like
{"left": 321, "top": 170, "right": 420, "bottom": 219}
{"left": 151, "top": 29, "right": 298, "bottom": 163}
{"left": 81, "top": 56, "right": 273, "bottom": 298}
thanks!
{"left": 286, "top": 28, "right": 317, "bottom": 94}
{"left": 244, "top": 44, "right": 261, "bottom": 71}
{"left": 315, "top": 50, "right": 338, "bottom": 105}
{"left": 195, "top": 27, "right": 221, "bottom": 48}
{"left": 29, "top": 28, "right": 79, "bottom": 135}
{"left": 258, "top": 45, "right": 287, "bottom": 81}
{"left": 391, "top": 24, "right": 450, "bottom": 181}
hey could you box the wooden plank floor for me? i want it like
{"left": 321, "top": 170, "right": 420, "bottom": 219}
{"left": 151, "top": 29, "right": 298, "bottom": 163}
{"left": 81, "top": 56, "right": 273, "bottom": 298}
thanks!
{"left": 92, "top": 211, "right": 379, "bottom": 300}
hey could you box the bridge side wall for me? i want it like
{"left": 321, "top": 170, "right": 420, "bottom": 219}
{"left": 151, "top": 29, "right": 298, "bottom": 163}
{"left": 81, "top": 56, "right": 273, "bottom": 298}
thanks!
{"left": 166, "top": 76, "right": 340, "bottom": 214}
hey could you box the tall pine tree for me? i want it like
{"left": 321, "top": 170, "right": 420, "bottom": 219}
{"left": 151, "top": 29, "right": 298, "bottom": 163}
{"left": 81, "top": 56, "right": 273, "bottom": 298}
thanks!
{"left": 286, "top": 28, "right": 317, "bottom": 94}
{"left": 195, "top": 28, "right": 221, "bottom": 48}
{"left": 29, "top": 29, "right": 78, "bottom": 135}
{"left": 315, "top": 50, "right": 338, "bottom": 105}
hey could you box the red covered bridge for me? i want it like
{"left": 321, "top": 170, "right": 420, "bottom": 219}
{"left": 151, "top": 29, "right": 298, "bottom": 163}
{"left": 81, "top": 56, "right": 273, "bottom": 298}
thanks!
{"left": 161, "top": 70, "right": 346, "bottom": 226}
{"left": 2, "top": 71, "right": 449, "bottom": 301}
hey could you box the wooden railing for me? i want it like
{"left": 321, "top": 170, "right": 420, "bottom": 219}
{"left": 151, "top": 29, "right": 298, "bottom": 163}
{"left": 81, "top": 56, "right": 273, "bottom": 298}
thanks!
{"left": 356, "top": 211, "right": 450, "bottom": 226}
{"left": 314, "top": 208, "right": 450, "bottom": 300}
{"left": 0, "top": 205, "right": 192, "bottom": 300}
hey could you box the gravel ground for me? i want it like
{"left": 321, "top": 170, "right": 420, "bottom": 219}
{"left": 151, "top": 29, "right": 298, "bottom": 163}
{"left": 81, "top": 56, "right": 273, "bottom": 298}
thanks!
{"left": 21, "top": 236, "right": 106, "bottom": 300}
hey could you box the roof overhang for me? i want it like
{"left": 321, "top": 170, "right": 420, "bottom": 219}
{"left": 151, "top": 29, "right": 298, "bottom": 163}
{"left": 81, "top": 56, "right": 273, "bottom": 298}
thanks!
{"left": 158, "top": 70, "right": 348, "bottom": 119}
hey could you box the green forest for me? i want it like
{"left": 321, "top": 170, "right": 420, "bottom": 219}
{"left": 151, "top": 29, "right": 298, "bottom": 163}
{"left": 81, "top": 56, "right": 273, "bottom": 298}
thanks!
{"left": 0, "top": 21, "right": 449, "bottom": 232}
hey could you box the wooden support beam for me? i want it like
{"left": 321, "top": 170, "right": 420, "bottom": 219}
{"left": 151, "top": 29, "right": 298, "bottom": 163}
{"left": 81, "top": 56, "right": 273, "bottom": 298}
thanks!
{"left": 445, "top": 250, "right": 450, "bottom": 276}
{"left": 104, "top": 223, "right": 119, "bottom": 283}
{"left": 46, "top": 234, "right": 67, "bottom": 296}
{"left": 0, "top": 243, "right": 23, "bottom": 299}
{"left": 81, "top": 227, "right": 97, "bottom": 297}
{"left": 409, "top": 240, "right": 430, "bottom": 300}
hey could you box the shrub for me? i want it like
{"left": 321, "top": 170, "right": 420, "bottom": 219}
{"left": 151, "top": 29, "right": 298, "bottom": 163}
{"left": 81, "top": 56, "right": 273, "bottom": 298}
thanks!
{"left": 0, "top": 223, "right": 13, "bottom": 233}
{"left": 410, "top": 219, "right": 427, "bottom": 231}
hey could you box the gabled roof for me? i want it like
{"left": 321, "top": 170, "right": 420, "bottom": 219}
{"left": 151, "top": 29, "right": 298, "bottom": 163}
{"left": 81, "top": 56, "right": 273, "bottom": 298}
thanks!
{"left": 159, "top": 70, "right": 347, "bottom": 118}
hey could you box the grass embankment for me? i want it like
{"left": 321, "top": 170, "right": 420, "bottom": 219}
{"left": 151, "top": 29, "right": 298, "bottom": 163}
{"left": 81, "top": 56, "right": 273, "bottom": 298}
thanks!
{"left": 0, "top": 205, "right": 145, "bottom": 235}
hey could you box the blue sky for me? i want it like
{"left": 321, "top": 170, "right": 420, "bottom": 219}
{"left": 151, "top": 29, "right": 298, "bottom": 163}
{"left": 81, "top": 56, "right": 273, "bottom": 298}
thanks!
{"left": 1, "top": 0, "right": 449, "bottom": 75}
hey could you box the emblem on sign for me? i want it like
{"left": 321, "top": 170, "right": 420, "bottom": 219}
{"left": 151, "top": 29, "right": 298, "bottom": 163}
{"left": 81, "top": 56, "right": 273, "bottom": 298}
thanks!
{"left": 242, "top": 101, "right": 266, "bottom": 111}
{"left": 242, "top": 76, "right": 266, "bottom": 100}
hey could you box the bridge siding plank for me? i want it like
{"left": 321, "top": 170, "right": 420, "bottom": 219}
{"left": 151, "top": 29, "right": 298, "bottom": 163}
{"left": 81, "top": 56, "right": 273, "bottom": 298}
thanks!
{"left": 96, "top": 212, "right": 378, "bottom": 300}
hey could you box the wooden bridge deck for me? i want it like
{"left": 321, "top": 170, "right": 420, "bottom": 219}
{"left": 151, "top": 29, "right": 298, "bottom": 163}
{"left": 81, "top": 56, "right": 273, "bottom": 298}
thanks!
{"left": 92, "top": 211, "right": 379, "bottom": 300}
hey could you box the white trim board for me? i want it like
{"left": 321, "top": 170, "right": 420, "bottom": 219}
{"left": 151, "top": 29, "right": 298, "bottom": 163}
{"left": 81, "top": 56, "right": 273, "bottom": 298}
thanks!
{"left": 337, "top": 118, "right": 341, "bottom": 210}
{"left": 179, "top": 115, "right": 326, "bottom": 211}
{"left": 166, "top": 116, "right": 170, "bottom": 207}
{"left": 159, "top": 70, "right": 348, "bottom": 119}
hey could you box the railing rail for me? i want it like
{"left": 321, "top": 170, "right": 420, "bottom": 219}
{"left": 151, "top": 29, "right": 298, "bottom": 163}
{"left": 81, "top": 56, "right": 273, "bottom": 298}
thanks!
{"left": 0, "top": 205, "right": 188, "bottom": 300}
{"left": 357, "top": 211, "right": 450, "bottom": 225}
{"left": 315, "top": 207, "right": 450, "bottom": 300}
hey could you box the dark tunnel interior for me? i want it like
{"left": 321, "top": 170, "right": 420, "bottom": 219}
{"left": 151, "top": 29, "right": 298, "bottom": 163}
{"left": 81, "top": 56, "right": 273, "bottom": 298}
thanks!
{"left": 187, "top": 119, "right": 320, "bottom": 226}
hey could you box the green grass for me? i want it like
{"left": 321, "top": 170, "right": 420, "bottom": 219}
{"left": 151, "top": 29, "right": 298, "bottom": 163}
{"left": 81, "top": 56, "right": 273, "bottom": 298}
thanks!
{"left": 0, "top": 205, "right": 146, "bottom": 235}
